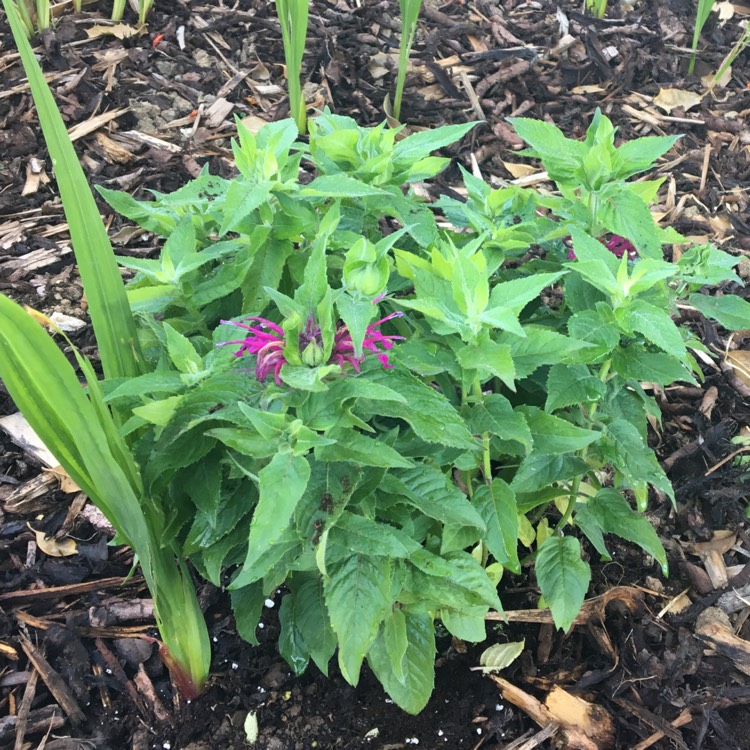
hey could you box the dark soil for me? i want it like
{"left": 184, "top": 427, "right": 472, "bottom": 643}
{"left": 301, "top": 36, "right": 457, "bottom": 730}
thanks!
{"left": 2, "top": 0, "right": 750, "bottom": 747}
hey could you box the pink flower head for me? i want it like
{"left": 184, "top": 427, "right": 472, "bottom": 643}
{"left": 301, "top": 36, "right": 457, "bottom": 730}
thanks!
{"left": 565, "top": 234, "right": 638, "bottom": 261}
{"left": 330, "top": 311, "right": 405, "bottom": 373}
{"left": 218, "top": 311, "right": 404, "bottom": 384}
{"left": 217, "top": 317, "right": 287, "bottom": 385}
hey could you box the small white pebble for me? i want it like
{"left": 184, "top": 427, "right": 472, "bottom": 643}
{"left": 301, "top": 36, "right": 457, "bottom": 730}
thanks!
{"left": 437, "top": 730, "right": 444, "bottom": 736}
{"left": 105, "top": 669, "right": 112, "bottom": 675}
{"left": 264, "top": 598, "right": 275, "bottom": 608}
{"left": 477, "top": 728, "right": 482, "bottom": 734}
{"left": 496, "top": 703, "right": 503, "bottom": 711}
{"left": 258, "top": 622, "right": 265, "bottom": 629}
{"left": 257, "top": 686, "right": 266, "bottom": 694}
{"left": 212, "top": 637, "right": 218, "bottom": 643}
{"left": 385, "top": 698, "right": 393, "bottom": 704}
{"left": 231, "top": 662, "right": 239, "bottom": 670}
{"left": 163, "top": 743, "right": 171, "bottom": 750}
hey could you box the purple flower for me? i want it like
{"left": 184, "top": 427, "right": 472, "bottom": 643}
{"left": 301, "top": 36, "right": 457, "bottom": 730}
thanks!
{"left": 565, "top": 234, "right": 638, "bottom": 261}
{"left": 218, "top": 317, "right": 287, "bottom": 384}
{"left": 218, "top": 311, "right": 404, "bottom": 384}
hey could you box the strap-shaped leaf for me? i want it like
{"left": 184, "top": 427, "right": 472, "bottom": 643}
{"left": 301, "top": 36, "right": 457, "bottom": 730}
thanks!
{"left": 3, "top": 0, "right": 142, "bottom": 380}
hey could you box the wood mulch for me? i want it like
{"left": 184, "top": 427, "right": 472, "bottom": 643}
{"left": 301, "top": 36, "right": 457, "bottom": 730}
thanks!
{"left": 2, "top": 0, "right": 750, "bottom": 747}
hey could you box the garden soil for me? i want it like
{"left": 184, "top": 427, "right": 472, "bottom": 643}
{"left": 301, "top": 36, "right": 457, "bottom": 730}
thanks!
{"left": 2, "top": 0, "right": 750, "bottom": 747}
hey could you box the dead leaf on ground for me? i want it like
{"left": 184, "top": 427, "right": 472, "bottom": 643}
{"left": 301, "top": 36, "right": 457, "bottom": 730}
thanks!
{"left": 86, "top": 23, "right": 141, "bottom": 39}
{"left": 714, "top": 1, "right": 736, "bottom": 21}
{"left": 683, "top": 529, "right": 737, "bottom": 555}
{"left": 502, "top": 161, "right": 538, "bottom": 178}
{"left": 29, "top": 525, "right": 78, "bottom": 557}
{"left": 653, "top": 88, "right": 703, "bottom": 113}
{"left": 570, "top": 84, "right": 607, "bottom": 95}
{"left": 42, "top": 465, "right": 81, "bottom": 494}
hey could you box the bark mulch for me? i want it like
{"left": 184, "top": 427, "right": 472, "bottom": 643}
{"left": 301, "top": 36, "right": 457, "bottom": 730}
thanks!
{"left": 2, "top": 0, "right": 750, "bottom": 747}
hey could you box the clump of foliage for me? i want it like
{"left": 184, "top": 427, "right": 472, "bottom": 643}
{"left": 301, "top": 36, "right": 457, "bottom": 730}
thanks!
{"left": 96, "top": 111, "right": 743, "bottom": 711}
{"left": 6, "top": 0, "right": 748, "bottom": 714}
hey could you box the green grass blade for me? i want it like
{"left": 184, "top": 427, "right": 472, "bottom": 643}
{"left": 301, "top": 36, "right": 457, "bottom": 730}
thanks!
{"left": 689, "top": 0, "right": 716, "bottom": 73}
{"left": 276, "top": 0, "right": 309, "bottom": 133}
{"left": 0, "top": 294, "right": 210, "bottom": 692}
{"left": 394, "top": 0, "right": 423, "bottom": 120}
{"left": 3, "top": 0, "right": 143, "bottom": 380}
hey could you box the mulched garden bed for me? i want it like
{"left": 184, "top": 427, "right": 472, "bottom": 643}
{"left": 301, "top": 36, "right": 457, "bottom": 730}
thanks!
{"left": 2, "top": 0, "right": 750, "bottom": 747}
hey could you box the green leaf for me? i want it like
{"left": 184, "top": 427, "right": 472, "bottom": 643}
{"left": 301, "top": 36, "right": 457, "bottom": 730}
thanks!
{"left": 163, "top": 324, "right": 203, "bottom": 375}
{"left": 488, "top": 271, "right": 566, "bottom": 313}
{"left": 383, "top": 608, "right": 409, "bottom": 683}
{"left": 329, "top": 512, "right": 419, "bottom": 558}
{"left": 535, "top": 536, "right": 591, "bottom": 631}
{"left": 291, "top": 575, "right": 337, "bottom": 675}
{"left": 473, "top": 479, "right": 520, "bottom": 572}
{"left": 457, "top": 340, "right": 516, "bottom": 390}
{"left": 230, "top": 583, "right": 265, "bottom": 646}
{"left": 220, "top": 180, "right": 272, "bottom": 234}
{"left": 511, "top": 453, "right": 590, "bottom": 496}
{"left": 301, "top": 174, "right": 388, "bottom": 197}
{"left": 545, "top": 364, "right": 606, "bottom": 412}
{"left": 519, "top": 406, "right": 600, "bottom": 454}
{"left": 615, "top": 136, "right": 679, "bottom": 178}
{"left": 508, "top": 117, "right": 587, "bottom": 183}
{"left": 567, "top": 304, "right": 620, "bottom": 362}
{"left": 393, "top": 121, "right": 477, "bottom": 165}
{"left": 367, "top": 610, "right": 435, "bottom": 714}
{"left": 439, "top": 607, "right": 487, "bottom": 642}
{"left": 325, "top": 554, "right": 393, "bottom": 684}
{"left": 278, "top": 595, "right": 310, "bottom": 675}
{"left": 500, "top": 326, "right": 591, "bottom": 380}
{"left": 317, "top": 431, "right": 414, "bottom": 468}
{"left": 235, "top": 451, "right": 311, "bottom": 586}
{"left": 382, "top": 466, "right": 485, "bottom": 530}
{"left": 603, "top": 420, "right": 674, "bottom": 501}
{"left": 476, "top": 641, "right": 525, "bottom": 672}
{"left": 689, "top": 293, "right": 750, "bottom": 331}
{"left": 612, "top": 345, "right": 696, "bottom": 385}
{"left": 602, "top": 187, "right": 661, "bottom": 259}
{"left": 619, "top": 300, "right": 686, "bottom": 357}
{"left": 583, "top": 489, "right": 667, "bottom": 573}
{"left": 3, "top": 0, "right": 141, "bottom": 379}
{"left": 361, "top": 368, "right": 475, "bottom": 449}
{"left": 468, "top": 394, "right": 532, "bottom": 453}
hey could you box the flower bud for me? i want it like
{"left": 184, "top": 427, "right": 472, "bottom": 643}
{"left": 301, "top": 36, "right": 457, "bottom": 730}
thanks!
{"left": 300, "top": 338, "right": 325, "bottom": 367}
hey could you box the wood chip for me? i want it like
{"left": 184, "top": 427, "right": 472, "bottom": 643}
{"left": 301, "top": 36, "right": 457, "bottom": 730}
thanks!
{"left": 0, "top": 413, "right": 58, "bottom": 468}
{"left": 18, "top": 633, "right": 86, "bottom": 726}
{"left": 67, "top": 107, "right": 130, "bottom": 142}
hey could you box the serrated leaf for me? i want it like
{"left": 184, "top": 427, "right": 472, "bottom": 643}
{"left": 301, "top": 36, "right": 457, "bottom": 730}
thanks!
{"left": 361, "top": 368, "right": 475, "bottom": 449}
{"left": 545, "top": 364, "right": 606, "bottom": 412}
{"left": 233, "top": 451, "right": 311, "bottom": 587}
{"left": 519, "top": 406, "right": 600, "bottom": 454}
{"left": 585, "top": 489, "right": 667, "bottom": 573}
{"left": 367, "top": 610, "right": 435, "bottom": 714}
{"left": 329, "top": 512, "right": 419, "bottom": 558}
{"left": 620, "top": 300, "right": 686, "bottom": 357}
{"left": 689, "top": 293, "right": 750, "bottom": 331}
{"left": 468, "top": 394, "right": 532, "bottom": 452}
{"left": 325, "top": 554, "right": 393, "bottom": 684}
{"left": 474, "top": 479, "right": 520, "bottom": 572}
{"left": 536, "top": 536, "right": 591, "bottom": 631}
{"left": 612, "top": 345, "right": 696, "bottom": 385}
{"left": 291, "top": 576, "right": 337, "bottom": 675}
{"left": 383, "top": 466, "right": 485, "bottom": 530}
{"left": 511, "top": 453, "right": 590, "bottom": 495}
